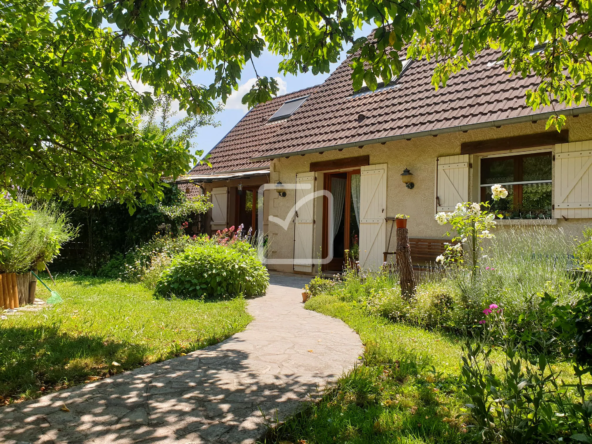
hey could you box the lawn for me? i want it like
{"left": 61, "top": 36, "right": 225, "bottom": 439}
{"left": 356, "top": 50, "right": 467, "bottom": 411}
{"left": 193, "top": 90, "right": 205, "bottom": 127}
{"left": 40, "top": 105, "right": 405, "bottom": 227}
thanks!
{"left": 0, "top": 275, "right": 251, "bottom": 404}
{"left": 263, "top": 293, "right": 584, "bottom": 444}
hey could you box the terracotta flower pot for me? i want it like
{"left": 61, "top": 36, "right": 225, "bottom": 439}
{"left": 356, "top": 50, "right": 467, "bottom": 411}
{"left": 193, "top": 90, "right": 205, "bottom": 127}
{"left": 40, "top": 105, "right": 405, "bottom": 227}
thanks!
{"left": 395, "top": 218, "right": 407, "bottom": 229}
{"left": 302, "top": 291, "right": 309, "bottom": 303}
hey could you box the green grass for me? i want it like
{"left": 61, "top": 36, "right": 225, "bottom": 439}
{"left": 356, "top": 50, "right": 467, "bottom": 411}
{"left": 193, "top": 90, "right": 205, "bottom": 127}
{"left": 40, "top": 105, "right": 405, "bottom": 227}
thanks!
{"left": 263, "top": 294, "right": 583, "bottom": 444}
{"left": 263, "top": 294, "right": 470, "bottom": 444}
{"left": 0, "top": 275, "right": 251, "bottom": 404}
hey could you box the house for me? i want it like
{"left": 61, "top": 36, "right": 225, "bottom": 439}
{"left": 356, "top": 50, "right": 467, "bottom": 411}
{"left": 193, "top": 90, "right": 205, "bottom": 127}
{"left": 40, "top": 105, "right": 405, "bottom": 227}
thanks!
{"left": 180, "top": 45, "right": 592, "bottom": 275}
{"left": 177, "top": 86, "right": 317, "bottom": 235}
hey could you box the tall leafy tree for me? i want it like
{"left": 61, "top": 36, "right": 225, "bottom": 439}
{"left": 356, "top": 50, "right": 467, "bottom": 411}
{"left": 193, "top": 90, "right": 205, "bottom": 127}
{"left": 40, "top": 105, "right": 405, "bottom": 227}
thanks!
{"left": 3, "top": 0, "right": 592, "bottom": 208}
{"left": 0, "top": 0, "right": 198, "bottom": 209}
{"left": 80, "top": 0, "right": 592, "bottom": 123}
{"left": 142, "top": 87, "right": 222, "bottom": 160}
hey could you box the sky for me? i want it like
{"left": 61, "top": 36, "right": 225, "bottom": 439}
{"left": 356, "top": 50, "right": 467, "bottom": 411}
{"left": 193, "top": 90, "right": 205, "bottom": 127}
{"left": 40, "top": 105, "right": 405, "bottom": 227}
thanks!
{"left": 187, "top": 24, "right": 375, "bottom": 161}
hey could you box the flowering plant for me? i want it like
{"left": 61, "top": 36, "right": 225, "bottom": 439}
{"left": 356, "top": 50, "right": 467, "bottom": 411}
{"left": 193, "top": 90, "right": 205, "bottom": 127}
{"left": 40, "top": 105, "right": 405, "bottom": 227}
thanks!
{"left": 395, "top": 213, "right": 410, "bottom": 219}
{"left": 435, "top": 185, "right": 507, "bottom": 280}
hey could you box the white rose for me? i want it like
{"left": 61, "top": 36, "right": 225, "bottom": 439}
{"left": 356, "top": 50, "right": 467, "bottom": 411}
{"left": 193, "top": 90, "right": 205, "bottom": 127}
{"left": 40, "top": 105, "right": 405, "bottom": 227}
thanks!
{"left": 436, "top": 255, "right": 445, "bottom": 263}
{"left": 470, "top": 202, "right": 481, "bottom": 214}
{"left": 435, "top": 212, "right": 449, "bottom": 225}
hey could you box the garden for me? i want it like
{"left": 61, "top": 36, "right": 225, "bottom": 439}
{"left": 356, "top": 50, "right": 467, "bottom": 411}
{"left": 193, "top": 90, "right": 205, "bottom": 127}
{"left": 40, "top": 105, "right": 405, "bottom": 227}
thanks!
{"left": 0, "top": 193, "right": 269, "bottom": 405}
{"left": 267, "top": 186, "right": 592, "bottom": 444}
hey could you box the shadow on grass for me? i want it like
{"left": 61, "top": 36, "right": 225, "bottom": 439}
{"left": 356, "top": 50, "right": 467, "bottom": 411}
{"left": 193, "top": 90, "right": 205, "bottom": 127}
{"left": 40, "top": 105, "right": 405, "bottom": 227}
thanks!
{"left": 0, "top": 336, "right": 335, "bottom": 443}
{"left": 261, "top": 363, "right": 467, "bottom": 444}
{"left": 0, "top": 325, "right": 151, "bottom": 403}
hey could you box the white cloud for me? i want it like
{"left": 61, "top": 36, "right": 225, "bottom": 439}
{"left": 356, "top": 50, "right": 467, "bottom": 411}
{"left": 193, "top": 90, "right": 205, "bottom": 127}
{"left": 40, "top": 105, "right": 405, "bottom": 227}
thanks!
{"left": 225, "top": 77, "right": 288, "bottom": 112}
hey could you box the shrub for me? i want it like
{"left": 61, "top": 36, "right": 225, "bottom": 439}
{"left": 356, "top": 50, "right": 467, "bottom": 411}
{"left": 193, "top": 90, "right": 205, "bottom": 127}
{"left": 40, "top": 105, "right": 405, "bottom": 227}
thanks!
{"left": 364, "top": 280, "right": 457, "bottom": 330}
{"left": 0, "top": 202, "right": 77, "bottom": 273}
{"left": 155, "top": 242, "right": 269, "bottom": 299}
{"left": 97, "top": 234, "right": 197, "bottom": 281}
{"left": 461, "top": 302, "right": 592, "bottom": 443}
{"left": 305, "top": 275, "right": 334, "bottom": 297}
{"left": 574, "top": 227, "right": 592, "bottom": 271}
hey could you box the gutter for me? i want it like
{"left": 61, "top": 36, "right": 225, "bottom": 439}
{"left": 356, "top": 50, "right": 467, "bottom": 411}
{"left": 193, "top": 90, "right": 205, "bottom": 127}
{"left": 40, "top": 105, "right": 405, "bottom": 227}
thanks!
{"left": 250, "top": 106, "right": 592, "bottom": 162}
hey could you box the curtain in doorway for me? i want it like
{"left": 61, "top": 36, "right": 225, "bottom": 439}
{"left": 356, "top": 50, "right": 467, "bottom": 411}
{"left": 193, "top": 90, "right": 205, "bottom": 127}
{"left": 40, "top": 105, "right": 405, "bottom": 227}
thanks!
{"left": 331, "top": 177, "right": 346, "bottom": 240}
{"left": 350, "top": 174, "right": 361, "bottom": 227}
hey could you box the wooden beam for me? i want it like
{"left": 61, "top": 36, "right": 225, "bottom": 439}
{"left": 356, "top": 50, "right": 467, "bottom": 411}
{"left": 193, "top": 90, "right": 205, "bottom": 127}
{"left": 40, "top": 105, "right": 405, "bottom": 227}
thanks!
{"left": 461, "top": 130, "right": 569, "bottom": 155}
{"left": 310, "top": 155, "right": 370, "bottom": 172}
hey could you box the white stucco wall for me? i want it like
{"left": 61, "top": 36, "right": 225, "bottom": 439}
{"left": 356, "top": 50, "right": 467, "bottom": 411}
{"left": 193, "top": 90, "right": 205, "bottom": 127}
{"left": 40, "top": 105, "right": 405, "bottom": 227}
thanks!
{"left": 265, "top": 114, "right": 592, "bottom": 273}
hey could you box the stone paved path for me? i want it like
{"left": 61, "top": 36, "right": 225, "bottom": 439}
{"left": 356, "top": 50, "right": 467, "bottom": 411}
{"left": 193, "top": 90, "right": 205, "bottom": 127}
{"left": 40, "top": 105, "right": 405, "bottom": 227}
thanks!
{"left": 0, "top": 273, "right": 363, "bottom": 443}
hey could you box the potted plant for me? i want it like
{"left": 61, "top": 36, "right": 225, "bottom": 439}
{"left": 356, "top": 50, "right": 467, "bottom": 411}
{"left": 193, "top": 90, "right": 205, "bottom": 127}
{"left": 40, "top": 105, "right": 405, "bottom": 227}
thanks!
{"left": 302, "top": 285, "right": 310, "bottom": 303}
{"left": 0, "top": 200, "right": 77, "bottom": 309}
{"left": 395, "top": 214, "right": 410, "bottom": 229}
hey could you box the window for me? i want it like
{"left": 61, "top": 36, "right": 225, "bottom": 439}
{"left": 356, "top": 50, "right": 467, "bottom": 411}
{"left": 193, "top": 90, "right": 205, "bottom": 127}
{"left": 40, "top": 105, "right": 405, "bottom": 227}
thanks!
{"left": 480, "top": 152, "right": 552, "bottom": 219}
{"left": 268, "top": 96, "right": 308, "bottom": 122}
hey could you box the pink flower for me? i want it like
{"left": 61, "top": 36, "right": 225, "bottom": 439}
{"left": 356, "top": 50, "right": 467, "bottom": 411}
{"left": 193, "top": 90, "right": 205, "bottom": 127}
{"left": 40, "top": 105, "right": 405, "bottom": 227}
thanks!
{"left": 483, "top": 308, "right": 492, "bottom": 315}
{"left": 479, "top": 320, "right": 486, "bottom": 324}
{"left": 489, "top": 304, "right": 498, "bottom": 310}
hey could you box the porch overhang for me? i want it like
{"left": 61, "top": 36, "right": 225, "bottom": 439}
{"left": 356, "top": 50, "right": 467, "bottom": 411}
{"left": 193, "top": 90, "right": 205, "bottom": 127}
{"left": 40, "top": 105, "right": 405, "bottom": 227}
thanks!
{"left": 175, "top": 168, "right": 270, "bottom": 184}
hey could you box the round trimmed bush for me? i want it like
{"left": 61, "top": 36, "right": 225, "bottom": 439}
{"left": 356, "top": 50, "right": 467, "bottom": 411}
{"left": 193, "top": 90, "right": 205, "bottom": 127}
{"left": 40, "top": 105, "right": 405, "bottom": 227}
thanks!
{"left": 155, "top": 242, "right": 269, "bottom": 298}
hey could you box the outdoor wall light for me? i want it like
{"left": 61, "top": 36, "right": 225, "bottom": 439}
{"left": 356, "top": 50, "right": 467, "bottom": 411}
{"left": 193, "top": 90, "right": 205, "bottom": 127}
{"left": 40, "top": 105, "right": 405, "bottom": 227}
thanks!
{"left": 238, "top": 182, "right": 243, "bottom": 196}
{"left": 276, "top": 181, "right": 287, "bottom": 197}
{"left": 401, "top": 168, "right": 415, "bottom": 189}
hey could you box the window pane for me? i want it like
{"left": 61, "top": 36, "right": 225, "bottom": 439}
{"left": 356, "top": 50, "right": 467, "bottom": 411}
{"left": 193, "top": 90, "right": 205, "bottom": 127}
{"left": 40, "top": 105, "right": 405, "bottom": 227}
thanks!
{"left": 481, "top": 157, "right": 514, "bottom": 184}
{"left": 523, "top": 153, "right": 552, "bottom": 181}
{"left": 483, "top": 183, "right": 552, "bottom": 219}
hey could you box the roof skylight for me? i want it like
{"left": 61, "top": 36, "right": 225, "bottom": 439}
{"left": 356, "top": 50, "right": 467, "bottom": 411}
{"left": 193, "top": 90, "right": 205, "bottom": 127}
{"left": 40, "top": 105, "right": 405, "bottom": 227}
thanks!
{"left": 268, "top": 96, "right": 309, "bottom": 122}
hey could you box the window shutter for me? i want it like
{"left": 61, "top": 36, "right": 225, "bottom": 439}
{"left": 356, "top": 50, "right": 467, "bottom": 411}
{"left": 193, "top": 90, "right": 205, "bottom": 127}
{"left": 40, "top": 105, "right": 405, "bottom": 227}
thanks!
{"left": 293, "top": 172, "right": 316, "bottom": 273}
{"left": 554, "top": 141, "right": 592, "bottom": 218}
{"left": 359, "top": 164, "right": 387, "bottom": 271}
{"left": 436, "top": 155, "right": 470, "bottom": 211}
{"left": 210, "top": 187, "right": 228, "bottom": 231}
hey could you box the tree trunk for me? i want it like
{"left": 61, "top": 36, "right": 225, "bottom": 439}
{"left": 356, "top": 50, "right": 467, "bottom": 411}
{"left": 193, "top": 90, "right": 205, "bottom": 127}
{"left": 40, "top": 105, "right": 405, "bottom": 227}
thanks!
{"left": 396, "top": 227, "right": 416, "bottom": 298}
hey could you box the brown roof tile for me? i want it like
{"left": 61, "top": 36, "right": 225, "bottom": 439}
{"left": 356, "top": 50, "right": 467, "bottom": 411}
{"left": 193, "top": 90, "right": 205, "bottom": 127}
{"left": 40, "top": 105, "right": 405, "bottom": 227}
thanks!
{"left": 189, "top": 86, "right": 318, "bottom": 174}
{"left": 253, "top": 48, "right": 587, "bottom": 160}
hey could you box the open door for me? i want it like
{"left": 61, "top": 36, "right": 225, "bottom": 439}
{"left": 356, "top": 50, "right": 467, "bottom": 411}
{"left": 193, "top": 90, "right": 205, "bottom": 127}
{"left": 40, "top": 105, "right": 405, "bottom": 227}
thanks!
{"left": 359, "top": 164, "right": 387, "bottom": 270}
{"left": 294, "top": 172, "right": 316, "bottom": 273}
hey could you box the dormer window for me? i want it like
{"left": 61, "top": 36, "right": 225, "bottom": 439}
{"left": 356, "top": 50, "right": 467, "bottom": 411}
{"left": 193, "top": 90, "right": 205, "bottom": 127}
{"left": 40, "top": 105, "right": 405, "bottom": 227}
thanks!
{"left": 268, "top": 96, "right": 309, "bottom": 122}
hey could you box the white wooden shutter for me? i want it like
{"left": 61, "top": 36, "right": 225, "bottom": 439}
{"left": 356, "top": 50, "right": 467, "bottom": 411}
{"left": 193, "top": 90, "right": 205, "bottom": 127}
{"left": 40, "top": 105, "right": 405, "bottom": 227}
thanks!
{"left": 210, "top": 187, "right": 228, "bottom": 231}
{"left": 359, "top": 164, "right": 387, "bottom": 271}
{"left": 294, "top": 172, "right": 316, "bottom": 273}
{"left": 554, "top": 141, "right": 592, "bottom": 218}
{"left": 436, "top": 155, "right": 470, "bottom": 211}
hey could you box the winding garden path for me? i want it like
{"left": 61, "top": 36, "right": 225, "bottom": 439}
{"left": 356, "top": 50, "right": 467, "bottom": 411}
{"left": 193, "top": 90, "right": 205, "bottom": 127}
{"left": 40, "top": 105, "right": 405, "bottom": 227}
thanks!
{"left": 0, "top": 273, "right": 363, "bottom": 443}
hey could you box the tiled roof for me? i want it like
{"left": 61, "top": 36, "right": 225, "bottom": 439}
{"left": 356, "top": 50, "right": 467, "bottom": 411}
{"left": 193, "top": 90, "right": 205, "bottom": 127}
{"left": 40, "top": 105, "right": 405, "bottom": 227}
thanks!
{"left": 253, "top": 49, "right": 589, "bottom": 160}
{"left": 190, "top": 86, "right": 318, "bottom": 174}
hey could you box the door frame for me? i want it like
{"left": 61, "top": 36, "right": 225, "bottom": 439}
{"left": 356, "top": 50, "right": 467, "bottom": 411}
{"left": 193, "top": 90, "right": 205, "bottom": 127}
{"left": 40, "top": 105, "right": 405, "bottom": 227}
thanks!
{"left": 322, "top": 169, "right": 360, "bottom": 271}
{"left": 234, "top": 186, "right": 258, "bottom": 231}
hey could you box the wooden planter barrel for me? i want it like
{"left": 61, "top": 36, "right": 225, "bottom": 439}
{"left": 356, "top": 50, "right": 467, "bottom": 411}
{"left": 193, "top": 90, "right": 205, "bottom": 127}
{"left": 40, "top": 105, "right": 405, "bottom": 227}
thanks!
{"left": 0, "top": 272, "right": 36, "bottom": 309}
